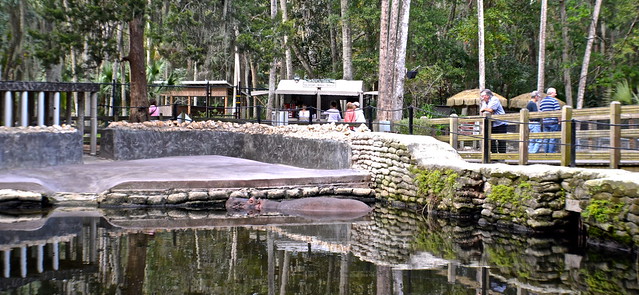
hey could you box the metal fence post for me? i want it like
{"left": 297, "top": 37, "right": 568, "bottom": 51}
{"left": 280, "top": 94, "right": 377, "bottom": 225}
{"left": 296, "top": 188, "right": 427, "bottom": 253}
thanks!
{"left": 408, "top": 106, "right": 414, "bottom": 135}
{"left": 257, "top": 105, "right": 262, "bottom": 124}
{"left": 482, "top": 114, "right": 491, "bottom": 163}
{"left": 570, "top": 119, "right": 576, "bottom": 167}
{"left": 366, "top": 106, "right": 373, "bottom": 130}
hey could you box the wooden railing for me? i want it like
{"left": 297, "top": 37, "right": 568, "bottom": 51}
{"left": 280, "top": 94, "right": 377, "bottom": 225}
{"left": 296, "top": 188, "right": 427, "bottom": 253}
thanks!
{"left": 427, "top": 102, "right": 639, "bottom": 168}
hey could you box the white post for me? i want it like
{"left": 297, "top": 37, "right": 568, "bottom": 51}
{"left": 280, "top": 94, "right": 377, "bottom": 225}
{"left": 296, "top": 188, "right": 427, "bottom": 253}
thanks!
{"left": 21, "top": 92, "right": 28, "bottom": 127}
{"left": 3, "top": 91, "right": 12, "bottom": 127}
{"left": 90, "top": 92, "right": 98, "bottom": 155}
{"left": 53, "top": 92, "right": 60, "bottom": 125}
{"left": 20, "top": 246, "right": 26, "bottom": 278}
{"left": 38, "top": 91, "right": 45, "bottom": 126}
{"left": 3, "top": 249, "right": 9, "bottom": 278}
{"left": 37, "top": 244, "right": 44, "bottom": 273}
{"left": 52, "top": 241, "right": 59, "bottom": 270}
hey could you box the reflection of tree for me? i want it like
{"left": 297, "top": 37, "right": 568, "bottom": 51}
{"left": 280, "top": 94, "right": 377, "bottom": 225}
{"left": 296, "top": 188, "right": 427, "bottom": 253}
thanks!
{"left": 123, "top": 233, "right": 150, "bottom": 294}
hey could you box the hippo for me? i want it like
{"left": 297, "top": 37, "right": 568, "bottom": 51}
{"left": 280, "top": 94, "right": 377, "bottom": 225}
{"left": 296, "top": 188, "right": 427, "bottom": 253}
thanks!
{"left": 226, "top": 197, "right": 372, "bottom": 220}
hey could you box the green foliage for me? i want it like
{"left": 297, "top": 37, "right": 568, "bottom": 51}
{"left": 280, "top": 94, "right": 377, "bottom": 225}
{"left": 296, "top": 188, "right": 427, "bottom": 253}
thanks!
{"left": 486, "top": 182, "right": 534, "bottom": 219}
{"left": 411, "top": 168, "right": 459, "bottom": 202}
{"left": 582, "top": 199, "right": 624, "bottom": 224}
{"left": 394, "top": 118, "right": 447, "bottom": 136}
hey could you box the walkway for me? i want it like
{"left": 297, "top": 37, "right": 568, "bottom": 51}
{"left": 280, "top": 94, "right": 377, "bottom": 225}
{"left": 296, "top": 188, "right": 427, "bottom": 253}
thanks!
{"left": 0, "top": 155, "right": 370, "bottom": 194}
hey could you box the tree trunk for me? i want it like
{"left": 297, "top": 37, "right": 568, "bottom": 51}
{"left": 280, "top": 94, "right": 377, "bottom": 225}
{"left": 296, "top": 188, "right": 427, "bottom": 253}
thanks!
{"left": 377, "top": 0, "right": 390, "bottom": 122}
{"left": 267, "top": 0, "right": 278, "bottom": 120}
{"left": 391, "top": 0, "right": 411, "bottom": 121}
{"left": 3, "top": 0, "right": 24, "bottom": 80}
{"left": 477, "top": 0, "right": 485, "bottom": 90}
{"left": 328, "top": 1, "right": 339, "bottom": 73}
{"left": 128, "top": 16, "right": 150, "bottom": 122}
{"left": 560, "top": 0, "right": 573, "bottom": 107}
{"left": 576, "top": 0, "right": 603, "bottom": 109}
{"left": 279, "top": 0, "right": 293, "bottom": 79}
{"left": 340, "top": 0, "right": 353, "bottom": 80}
{"left": 537, "top": 0, "right": 547, "bottom": 93}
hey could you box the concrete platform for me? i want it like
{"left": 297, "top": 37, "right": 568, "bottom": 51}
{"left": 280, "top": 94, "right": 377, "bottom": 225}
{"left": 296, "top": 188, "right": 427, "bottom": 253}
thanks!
{"left": 0, "top": 155, "right": 370, "bottom": 194}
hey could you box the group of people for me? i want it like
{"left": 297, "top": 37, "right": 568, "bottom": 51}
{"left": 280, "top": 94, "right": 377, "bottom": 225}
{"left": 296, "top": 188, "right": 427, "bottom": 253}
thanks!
{"left": 479, "top": 87, "right": 561, "bottom": 154}
{"left": 305, "top": 100, "right": 366, "bottom": 124}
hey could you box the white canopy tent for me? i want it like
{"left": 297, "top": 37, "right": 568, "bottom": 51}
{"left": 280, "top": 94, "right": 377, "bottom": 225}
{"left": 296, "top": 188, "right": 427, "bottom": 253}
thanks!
{"left": 275, "top": 79, "right": 364, "bottom": 119}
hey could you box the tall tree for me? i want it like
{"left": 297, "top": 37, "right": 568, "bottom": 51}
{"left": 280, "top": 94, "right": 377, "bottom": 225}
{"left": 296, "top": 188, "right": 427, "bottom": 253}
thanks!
{"left": 576, "top": 0, "right": 603, "bottom": 109}
{"left": 124, "top": 1, "right": 149, "bottom": 122}
{"left": 340, "top": 0, "right": 353, "bottom": 79}
{"left": 279, "top": 0, "right": 293, "bottom": 79}
{"left": 267, "top": 0, "right": 278, "bottom": 119}
{"left": 537, "top": 0, "right": 547, "bottom": 93}
{"left": 560, "top": 0, "right": 574, "bottom": 107}
{"left": 477, "top": 0, "right": 485, "bottom": 89}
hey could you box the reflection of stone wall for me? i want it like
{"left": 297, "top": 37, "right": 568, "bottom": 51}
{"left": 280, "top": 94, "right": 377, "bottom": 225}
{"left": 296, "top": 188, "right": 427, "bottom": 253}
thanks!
{"left": 352, "top": 206, "right": 639, "bottom": 294}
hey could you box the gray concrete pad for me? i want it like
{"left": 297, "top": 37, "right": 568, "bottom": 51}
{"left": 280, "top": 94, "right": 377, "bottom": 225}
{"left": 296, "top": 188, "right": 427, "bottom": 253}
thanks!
{"left": 0, "top": 155, "right": 370, "bottom": 194}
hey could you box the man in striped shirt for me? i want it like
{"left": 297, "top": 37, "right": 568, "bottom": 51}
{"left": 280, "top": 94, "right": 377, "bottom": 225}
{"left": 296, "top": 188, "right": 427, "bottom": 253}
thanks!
{"left": 539, "top": 87, "right": 561, "bottom": 153}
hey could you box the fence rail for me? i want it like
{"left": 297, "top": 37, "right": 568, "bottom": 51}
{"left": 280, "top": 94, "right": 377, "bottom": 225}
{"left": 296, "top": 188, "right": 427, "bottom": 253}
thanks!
{"left": 428, "top": 102, "right": 639, "bottom": 168}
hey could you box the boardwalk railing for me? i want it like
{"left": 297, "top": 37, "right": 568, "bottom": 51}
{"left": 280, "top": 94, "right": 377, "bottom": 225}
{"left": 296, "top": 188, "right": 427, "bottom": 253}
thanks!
{"left": 428, "top": 102, "right": 639, "bottom": 168}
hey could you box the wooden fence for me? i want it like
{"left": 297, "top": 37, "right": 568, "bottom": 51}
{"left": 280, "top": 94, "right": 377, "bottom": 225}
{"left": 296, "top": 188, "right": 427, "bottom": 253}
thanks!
{"left": 427, "top": 102, "right": 639, "bottom": 169}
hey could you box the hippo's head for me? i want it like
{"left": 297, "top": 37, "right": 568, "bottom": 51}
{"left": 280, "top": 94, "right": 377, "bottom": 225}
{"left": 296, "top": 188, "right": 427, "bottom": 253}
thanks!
{"left": 226, "top": 197, "right": 264, "bottom": 213}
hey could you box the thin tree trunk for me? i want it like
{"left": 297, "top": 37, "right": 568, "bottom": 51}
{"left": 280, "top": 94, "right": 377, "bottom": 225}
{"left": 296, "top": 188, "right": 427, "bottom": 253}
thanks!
{"left": 560, "top": 0, "right": 573, "bottom": 106}
{"left": 267, "top": 0, "right": 278, "bottom": 120}
{"left": 328, "top": 1, "right": 339, "bottom": 73}
{"left": 291, "top": 44, "right": 313, "bottom": 76}
{"left": 477, "top": 0, "right": 485, "bottom": 90}
{"left": 537, "top": 0, "right": 547, "bottom": 93}
{"left": 279, "top": 0, "right": 293, "bottom": 79}
{"left": 340, "top": 0, "right": 353, "bottom": 80}
{"left": 128, "top": 16, "right": 149, "bottom": 122}
{"left": 576, "top": 0, "right": 603, "bottom": 109}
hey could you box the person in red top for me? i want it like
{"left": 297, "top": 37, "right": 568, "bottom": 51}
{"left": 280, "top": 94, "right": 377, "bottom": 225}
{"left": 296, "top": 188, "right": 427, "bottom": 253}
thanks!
{"left": 344, "top": 102, "right": 356, "bottom": 123}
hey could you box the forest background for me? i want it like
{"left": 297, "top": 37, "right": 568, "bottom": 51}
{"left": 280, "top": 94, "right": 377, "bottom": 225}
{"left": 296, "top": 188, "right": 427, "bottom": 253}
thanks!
{"left": 1, "top": 0, "right": 638, "bottom": 119}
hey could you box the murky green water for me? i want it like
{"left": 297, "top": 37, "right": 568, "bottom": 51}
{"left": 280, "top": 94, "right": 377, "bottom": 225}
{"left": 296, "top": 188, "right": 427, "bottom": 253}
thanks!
{"left": 0, "top": 206, "right": 637, "bottom": 294}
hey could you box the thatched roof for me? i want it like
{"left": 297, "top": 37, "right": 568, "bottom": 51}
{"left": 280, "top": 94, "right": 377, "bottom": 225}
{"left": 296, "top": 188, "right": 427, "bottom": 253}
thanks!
{"left": 508, "top": 92, "right": 566, "bottom": 109}
{"left": 446, "top": 89, "right": 507, "bottom": 107}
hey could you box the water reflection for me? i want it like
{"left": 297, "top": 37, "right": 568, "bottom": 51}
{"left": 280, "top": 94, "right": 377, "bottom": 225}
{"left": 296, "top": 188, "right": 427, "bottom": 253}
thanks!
{"left": 0, "top": 206, "right": 637, "bottom": 294}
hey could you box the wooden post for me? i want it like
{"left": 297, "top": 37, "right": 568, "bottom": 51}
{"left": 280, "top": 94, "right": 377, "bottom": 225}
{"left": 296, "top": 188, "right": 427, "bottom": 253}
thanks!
{"left": 560, "top": 106, "right": 573, "bottom": 166}
{"left": 610, "top": 101, "right": 621, "bottom": 169}
{"left": 519, "top": 109, "right": 530, "bottom": 165}
{"left": 90, "top": 92, "right": 98, "bottom": 156}
{"left": 449, "top": 114, "right": 459, "bottom": 149}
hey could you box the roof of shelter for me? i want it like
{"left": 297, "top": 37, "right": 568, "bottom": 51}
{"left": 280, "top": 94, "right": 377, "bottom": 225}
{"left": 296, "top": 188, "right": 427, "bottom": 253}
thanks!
{"left": 152, "top": 80, "right": 233, "bottom": 88}
{"left": 446, "top": 89, "right": 507, "bottom": 107}
{"left": 509, "top": 92, "right": 566, "bottom": 109}
{"left": 276, "top": 79, "right": 363, "bottom": 96}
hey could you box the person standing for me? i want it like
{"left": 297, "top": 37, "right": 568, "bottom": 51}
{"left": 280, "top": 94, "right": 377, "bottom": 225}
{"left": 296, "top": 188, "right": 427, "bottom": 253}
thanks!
{"left": 323, "top": 100, "right": 342, "bottom": 122}
{"left": 353, "top": 102, "right": 366, "bottom": 123}
{"left": 539, "top": 87, "right": 561, "bottom": 153}
{"left": 149, "top": 99, "right": 160, "bottom": 116}
{"left": 526, "top": 91, "right": 542, "bottom": 153}
{"left": 479, "top": 89, "right": 507, "bottom": 153}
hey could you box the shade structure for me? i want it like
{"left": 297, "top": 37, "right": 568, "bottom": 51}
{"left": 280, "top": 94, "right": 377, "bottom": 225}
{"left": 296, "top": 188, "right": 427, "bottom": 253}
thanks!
{"left": 508, "top": 92, "right": 566, "bottom": 109}
{"left": 446, "top": 89, "right": 507, "bottom": 107}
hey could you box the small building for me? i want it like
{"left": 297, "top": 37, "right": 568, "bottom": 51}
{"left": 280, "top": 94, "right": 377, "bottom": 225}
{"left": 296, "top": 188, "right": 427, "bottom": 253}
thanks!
{"left": 275, "top": 79, "right": 364, "bottom": 119}
{"left": 155, "top": 80, "right": 233, "bottom": 117}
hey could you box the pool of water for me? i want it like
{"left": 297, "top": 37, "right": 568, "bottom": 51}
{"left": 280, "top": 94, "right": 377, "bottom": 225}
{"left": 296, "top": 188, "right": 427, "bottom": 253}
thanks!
{"left": 0, "top": 206, "right": 637, "bottom": 294}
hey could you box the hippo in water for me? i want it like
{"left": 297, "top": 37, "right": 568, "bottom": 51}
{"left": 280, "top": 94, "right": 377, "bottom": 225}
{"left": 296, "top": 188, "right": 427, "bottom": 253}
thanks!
{"left": 226, "top": 196, "right": 372, "bottom": 220}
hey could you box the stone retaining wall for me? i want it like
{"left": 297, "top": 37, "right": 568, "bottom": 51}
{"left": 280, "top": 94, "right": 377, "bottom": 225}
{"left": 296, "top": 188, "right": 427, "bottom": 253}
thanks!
{"left": 0, "top": 127, "right": 82, "bottom": 170}
{"left": 97, "top": 185, "right": 376, "bottom": 207}
{"left": 100, "top": 128, "right": 351, "bottom": 169}
{"left": 350, "top": 132, "right": 639, "bottom": 247}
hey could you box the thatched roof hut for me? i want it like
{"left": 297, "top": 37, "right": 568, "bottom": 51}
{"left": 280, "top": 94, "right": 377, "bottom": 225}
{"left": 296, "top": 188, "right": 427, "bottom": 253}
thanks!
{"left": 508, "top": 92, "right": 566, "bottom": 109}
{"left": 446, "top": 89, "right": 507, "bottom": 107}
